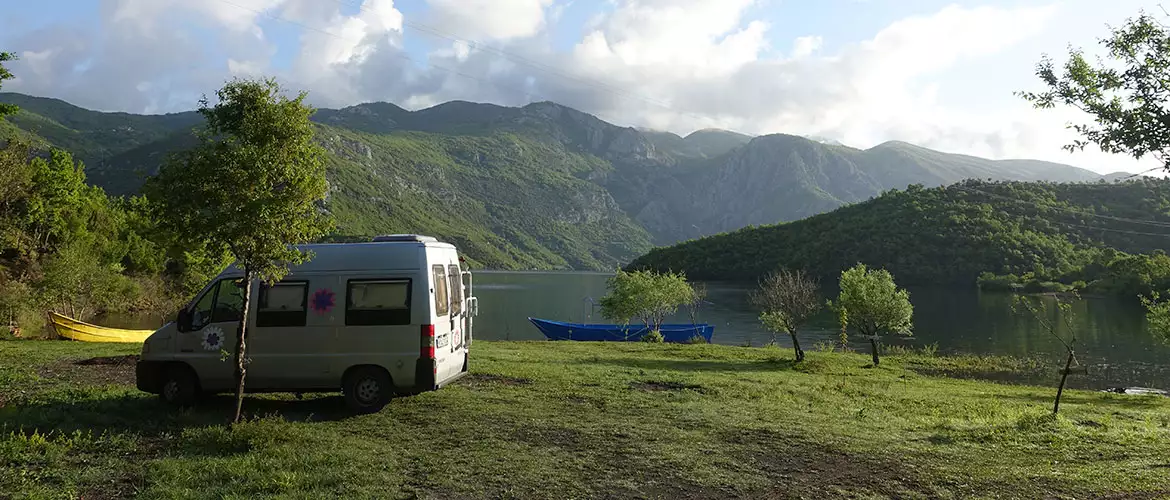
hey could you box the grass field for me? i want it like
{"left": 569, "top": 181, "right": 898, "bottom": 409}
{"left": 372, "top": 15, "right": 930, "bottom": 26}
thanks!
{"left": 1, "top": 339, "right": 1168, "bottom": 499}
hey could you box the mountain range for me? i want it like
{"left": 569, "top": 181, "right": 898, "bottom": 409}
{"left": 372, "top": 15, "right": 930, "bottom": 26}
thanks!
{"left": 0, "top": 92, "right": 1129, "bottom": 270}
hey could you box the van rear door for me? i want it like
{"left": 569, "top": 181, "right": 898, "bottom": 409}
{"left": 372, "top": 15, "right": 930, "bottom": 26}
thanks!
{"left": 429, "top": 264, "right": 458, "bottom": 383}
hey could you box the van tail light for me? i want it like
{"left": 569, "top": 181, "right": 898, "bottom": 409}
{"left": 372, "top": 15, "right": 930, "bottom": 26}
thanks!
{"left": 421, "top": 324, "right": 436, "bottom": 360}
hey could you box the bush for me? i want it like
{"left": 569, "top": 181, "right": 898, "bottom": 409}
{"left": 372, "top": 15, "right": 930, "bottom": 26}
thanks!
{"left": 641, "top": 329, "right": 665, "bottom": 343}
{"left": 1022, "top": 280, "right": 1069, "bottom": 293}
{"left": 684, "top": 334, "right": 708, "bottom": 344}
{"left": 977, "top": 272, "right": 1022, "bottom": 291}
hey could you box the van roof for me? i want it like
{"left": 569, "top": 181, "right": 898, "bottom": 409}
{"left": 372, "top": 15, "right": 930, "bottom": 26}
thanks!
{"left": 220, "top": 237, "right": 458, "bottom": 275}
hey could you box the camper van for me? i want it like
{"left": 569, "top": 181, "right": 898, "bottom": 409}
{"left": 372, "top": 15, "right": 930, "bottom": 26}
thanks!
{"left": 135, "top": 235, "right": 478, "bottom": 413}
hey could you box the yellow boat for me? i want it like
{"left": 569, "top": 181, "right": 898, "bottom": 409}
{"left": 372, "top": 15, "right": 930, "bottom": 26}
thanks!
{"left": 49, "top": 312, "right": 155, "bottom": 343}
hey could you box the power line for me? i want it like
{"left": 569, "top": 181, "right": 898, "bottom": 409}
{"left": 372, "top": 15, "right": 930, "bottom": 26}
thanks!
{"left": 951, "top": 184, "right": 1170, "bottom": 230}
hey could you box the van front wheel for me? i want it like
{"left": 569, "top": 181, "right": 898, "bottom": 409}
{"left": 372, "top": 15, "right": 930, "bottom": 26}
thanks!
{"left": 343, "top": 367, "right": 392, "bottom": 414}
{"left": 160, "top": 364, "right": 200, "bottom": 407}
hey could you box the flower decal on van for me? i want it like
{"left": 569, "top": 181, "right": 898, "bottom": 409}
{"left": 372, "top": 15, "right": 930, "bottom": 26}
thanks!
{"left": 202, "top": 326, "right": 225, "bottom": 351}
{"left": 311, "top": 288, "right": 335, "bottom": 315}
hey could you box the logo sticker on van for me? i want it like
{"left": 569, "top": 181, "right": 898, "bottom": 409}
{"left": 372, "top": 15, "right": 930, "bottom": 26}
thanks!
{"left": 436, "top": 333, "right": 450, "bottom": 348}
{"left": 202, "top": 327, "right": 224, "bottom": 351}
{"left": 310, "top": 288, "right": 335, "bottom": 315}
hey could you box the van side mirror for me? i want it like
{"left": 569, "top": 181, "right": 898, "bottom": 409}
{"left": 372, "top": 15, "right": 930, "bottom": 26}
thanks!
{"left": 176, "top": 309, "right": 192, "bottom": 332}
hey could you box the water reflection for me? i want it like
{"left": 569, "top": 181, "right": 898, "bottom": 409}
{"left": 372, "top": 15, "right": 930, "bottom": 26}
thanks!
{"left": 469, "top": 272, "right": 1170, "bottom": 389}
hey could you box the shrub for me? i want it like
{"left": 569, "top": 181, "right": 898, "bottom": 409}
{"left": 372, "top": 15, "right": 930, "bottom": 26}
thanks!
{"left": 642, "top": 329, "right": 665, "bottom": 343}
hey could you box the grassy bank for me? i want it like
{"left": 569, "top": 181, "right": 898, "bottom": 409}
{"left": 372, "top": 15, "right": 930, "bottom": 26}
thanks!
{"left": 1, "top": 340, "right": 1168, "bottom": 499}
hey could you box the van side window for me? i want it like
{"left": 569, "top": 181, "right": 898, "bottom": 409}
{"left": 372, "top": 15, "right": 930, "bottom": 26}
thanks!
{"left": 257, "top": 282, "right": 308, "bottom": 327}
{"left": 347, "top": 279, "right": 412, "bottom": 326}
{"left": 432, "top": 265, "right": 449, "bottom": 317}
{"left": 448, "top": 264, "right": 463, "bottom": 315}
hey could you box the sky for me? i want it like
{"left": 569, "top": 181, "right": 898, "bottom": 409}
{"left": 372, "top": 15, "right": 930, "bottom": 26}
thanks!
{"left": 0, "top": 0, "right": 1165, "bottom": 174}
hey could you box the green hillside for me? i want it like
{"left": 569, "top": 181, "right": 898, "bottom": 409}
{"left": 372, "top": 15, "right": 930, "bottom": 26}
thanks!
{"left": 0, "top": 91, "right": 1120, "bottom": 271}
{"left": 628, "top": 179, "right": 1170, "bottom": 289}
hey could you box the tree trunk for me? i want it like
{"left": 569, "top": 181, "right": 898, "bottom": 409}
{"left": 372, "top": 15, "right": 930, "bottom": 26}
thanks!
{"left": 232, "top": 270, "right": 254, "bottom": 424}
{"left": 790, "top": 332, "right": 804, "bottom": 362}
{"left": 870, "top": 336, "right": 880, "bottom": 366}
{"left": 1053, "top": 350, "right": 1074, "bottom": 415}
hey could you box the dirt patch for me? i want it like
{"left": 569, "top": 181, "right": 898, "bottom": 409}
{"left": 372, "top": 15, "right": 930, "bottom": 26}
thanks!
{"left": 76, "top": 355, "right": 140, "bottom": 366}
{"left": 38, "top": 356, "right": 139, "bottom": 387}
{"left": 630, "top": 380, "right": 705, "bottom": 393}
{"left": 721, "top": 428, "right": 937, "bottom": 498}
{"left": 460, "top": 373, "right": 532, "bottom": 387}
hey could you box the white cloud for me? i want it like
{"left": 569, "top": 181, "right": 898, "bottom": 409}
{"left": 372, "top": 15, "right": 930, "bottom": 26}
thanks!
{"left": 425, "top": 0, "right": 554, "bottom": 41}
{"left": 790, "top": 36, "right": 822, "bottom": 59}
{"left": 1, "top": 0, "right": 1162, "bottom": 174}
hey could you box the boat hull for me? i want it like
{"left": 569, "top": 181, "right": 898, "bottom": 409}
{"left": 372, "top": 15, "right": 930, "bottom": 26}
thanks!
{"left": 49, "top": 312, "right": 154, "bottom": 343}
{"left": 528, "top": 317, "right": 714, "bottom": 343}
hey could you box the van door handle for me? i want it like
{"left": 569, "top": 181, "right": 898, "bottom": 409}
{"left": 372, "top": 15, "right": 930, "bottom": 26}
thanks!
{"left": 180, "top": 349, "right": 193, "bottom": 353}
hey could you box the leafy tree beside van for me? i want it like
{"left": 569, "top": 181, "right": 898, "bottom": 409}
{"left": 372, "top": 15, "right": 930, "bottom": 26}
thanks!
{"left": 146, "top": 77, "right": 332, "bottom": 423}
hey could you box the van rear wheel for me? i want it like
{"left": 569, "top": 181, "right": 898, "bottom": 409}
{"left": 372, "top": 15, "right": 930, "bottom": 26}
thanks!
{"left": 343, "top": 367, "right": 392, "bottom": 414}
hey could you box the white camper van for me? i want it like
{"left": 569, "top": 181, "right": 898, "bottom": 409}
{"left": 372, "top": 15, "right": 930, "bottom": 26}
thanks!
{"left": 135, "top": 235, "right": 478, "bottom": 413}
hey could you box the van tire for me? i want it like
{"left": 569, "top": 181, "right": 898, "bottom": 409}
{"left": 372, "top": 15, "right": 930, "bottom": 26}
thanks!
{"left": 159, "top": 364, "right": 200, "bottom": 408}
{"left": 343, "top": 366, "right": 393, "bottom": 414}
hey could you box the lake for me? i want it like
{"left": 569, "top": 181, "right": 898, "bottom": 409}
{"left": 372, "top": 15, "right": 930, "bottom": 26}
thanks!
{"left": 471, "top": 271, "right": 1170, "bottom": 390}
{"left": 100, "top": 270, "right": 1170, "bottom": 391}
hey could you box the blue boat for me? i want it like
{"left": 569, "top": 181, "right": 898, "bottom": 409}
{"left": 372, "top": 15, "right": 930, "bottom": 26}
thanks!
{"left": 528, "top": 317, "right": 714, "bottom": 343}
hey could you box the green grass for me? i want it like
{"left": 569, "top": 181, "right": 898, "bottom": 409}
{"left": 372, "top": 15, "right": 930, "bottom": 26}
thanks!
{"left": 1, "top": 340, "right": 1168, "bottom": 499}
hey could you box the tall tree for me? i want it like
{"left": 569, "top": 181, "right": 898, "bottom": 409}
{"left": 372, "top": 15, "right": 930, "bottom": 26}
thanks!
{"left": 0, "top": 52, "right": 17, "bottom": 118}
{"left": 145, "top": 77, "right": 331, "bottom": 423}
{"left": 1018, "top": 13, "right": 1170, "bottom": 171}
{"left": 750, "top": 268, "right": 822, "bottom": 362}
{"left": 834, "top": 264, "right": 913, "bottom": 366}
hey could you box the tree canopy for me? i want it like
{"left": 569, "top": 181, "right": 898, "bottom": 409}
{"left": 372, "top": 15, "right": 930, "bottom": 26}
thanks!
{"left": 835, "top": 264, "right": 913, "bottom": 366}
{"left": 599, "top": 269, "right": 695, "bottom": 335}
{"left": 1019, "top": 12, "right": 1170, "bottom": 171}
{"left": 146, "top": 78, "right": 331, "bottom": 283}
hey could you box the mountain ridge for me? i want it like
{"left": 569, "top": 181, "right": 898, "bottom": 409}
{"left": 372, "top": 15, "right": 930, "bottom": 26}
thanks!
{"left": 0, "top": 91, "right": 1126, "bottom": 270}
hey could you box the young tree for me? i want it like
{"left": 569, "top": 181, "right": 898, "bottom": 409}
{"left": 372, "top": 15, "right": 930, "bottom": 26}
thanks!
{"left": 750, "top": 269, "right": 822, "bottom": 362}
{"left": 0, "top": 52, "right": 17, "bottom": 118}
{"left": 145, "top": 77, "right": 331, "bottom": 423}
{"left": 1014, "top": 293, "right": 1081, "bottom": 415}
{"left": 1018, "top": 13, "right": 1170, "bottom": 171}
{"left": 835, "top": 264, "right": 913, "bottom": 366}
{"left": 599, "top": 269, "right": 695, "bottom": 337}
{"left": 686, "top": 281, "right": 707, "bottom": 328}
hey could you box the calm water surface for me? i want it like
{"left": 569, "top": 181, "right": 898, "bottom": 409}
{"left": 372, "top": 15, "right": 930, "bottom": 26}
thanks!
{"left": 470, "top": 271, "right": 1170, "bottom": 390}
{"left": 102, "top": 270, "right": 1170, "bottom": 390}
